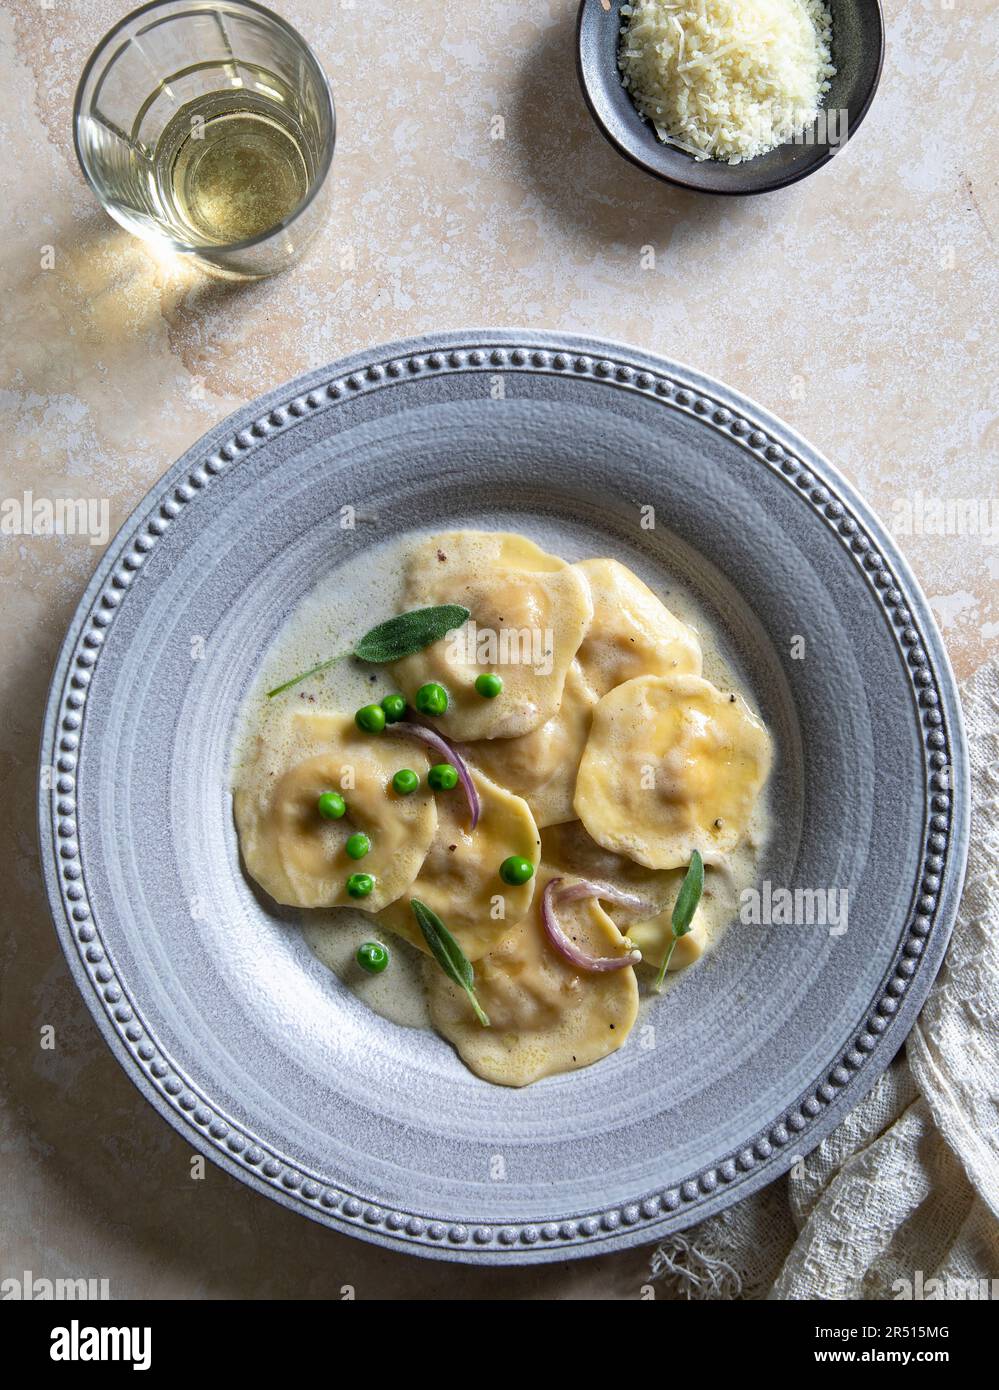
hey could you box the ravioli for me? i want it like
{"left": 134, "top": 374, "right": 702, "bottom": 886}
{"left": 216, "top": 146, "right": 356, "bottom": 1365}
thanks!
{"left": 541, "top": 819, "right": 674, "bottom": 915}
{"left": 377, "top": 766, "right": 541, "bottom": 961}
{"left": 390, "top": 531, "right": 593, "bottom": 740}
{"left": 460, "top": 560, "right": 702, "bottom": 827}
{"left": 573, "top": 557, "right": 703, "bottom": 691}
{"left": 426, "top": 868, "right": 639, "bottom": 1087}
{"left": 234, "top": 710, "right": 437, "bottom": 911}
{"left": 574, "top": 674, "right": 772, "bottom": 870}
{"left": 461, "top": 662, "right": 599, "bottom": 827}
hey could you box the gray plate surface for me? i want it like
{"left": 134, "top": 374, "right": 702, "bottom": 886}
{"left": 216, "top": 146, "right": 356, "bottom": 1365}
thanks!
{"left": 39, "top": 331, "right": 968, "bottom": 1264}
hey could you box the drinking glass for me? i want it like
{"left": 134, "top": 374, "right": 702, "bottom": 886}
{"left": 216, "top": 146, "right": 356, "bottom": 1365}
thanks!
{"left": 74, "top": 0, "right": 335, "bottom": 279}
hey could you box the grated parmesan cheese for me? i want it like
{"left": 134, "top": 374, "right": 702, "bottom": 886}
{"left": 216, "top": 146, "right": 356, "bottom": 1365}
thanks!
{"left": 618, "top": 0, "right": 836, "bottom": 165}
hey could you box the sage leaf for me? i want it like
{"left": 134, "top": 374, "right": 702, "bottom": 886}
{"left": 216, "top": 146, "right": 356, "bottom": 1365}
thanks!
{"left": 411, "top": 898, "right": 490, "bottom": 1027}
{"left": 671, "top": 849, "right": 704, "bottom": 938}
{"left": 354, "top": 605, "right": 470, "bottom": 664}
{"left": 653, "top": 850, "right": 704, "bottom": 994}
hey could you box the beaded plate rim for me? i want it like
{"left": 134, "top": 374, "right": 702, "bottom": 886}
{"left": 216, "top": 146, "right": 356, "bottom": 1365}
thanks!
{"left": 39, "top": 330, "right": 970, "bottom": 1264}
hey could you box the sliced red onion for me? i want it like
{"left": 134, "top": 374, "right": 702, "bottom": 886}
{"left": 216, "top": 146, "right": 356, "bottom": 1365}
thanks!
{"left": 556, "top": 878, "right": 655, "bottom": 918}
{"left": 388, "top": 721, "right": 480, "bottom": 829}
{"left": 542, "top": 877, "right": 642, "bottom": 973}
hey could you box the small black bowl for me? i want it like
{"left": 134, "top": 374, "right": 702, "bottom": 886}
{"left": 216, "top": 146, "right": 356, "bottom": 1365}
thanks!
{"left": 576, "top": 0, "right": 884, "bottom": 195}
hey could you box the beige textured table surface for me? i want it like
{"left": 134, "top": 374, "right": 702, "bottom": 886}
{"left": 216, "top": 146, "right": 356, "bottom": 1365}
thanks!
{"left": 1, "top": 0, "right": 995, "bottom": 1300}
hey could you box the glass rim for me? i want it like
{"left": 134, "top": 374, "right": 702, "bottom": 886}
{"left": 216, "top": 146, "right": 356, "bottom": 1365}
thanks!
{"left": 72, "top": 0, "right": 336, "bottom": 258}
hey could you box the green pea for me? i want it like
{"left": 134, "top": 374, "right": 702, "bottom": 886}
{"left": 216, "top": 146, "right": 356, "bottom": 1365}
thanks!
{"left": 381, "top": 693, "right": 407, "bottom": 723}
{"left": 346, "top": 872, "right": 374, "bottom": 899}
{"left": 414, "top": 682, "right": 448, "bottom": 717}
{"left": 317, "top": 791, "right": 346, "bottom": 820}
{"left": 392, "top": 768, "right": 420, "bottom": 795}
{"left": 356, "top": 941, "right": 389, "bottom": 975}
{"left": 355, "top": 703, "right": 386, "bottom": 734}
{"left": 345, "top": 832, "right": 371, "bottom": 860}
{"left": 475, "top": 672, "right": 503, "bottom": 699}
{"left": 428, "top": 763, "right": 459, "bottom": 791}
{"left": 499, "top": 855, "right": 534, "bottom": 886}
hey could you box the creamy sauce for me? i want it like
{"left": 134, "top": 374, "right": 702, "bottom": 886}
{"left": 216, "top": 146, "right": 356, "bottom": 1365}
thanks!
{"left": 303, "top": 911, "right": 431, "bottom": 1029}
{"left": 231, "top": 528, "right": 774, "bottom": 1061}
